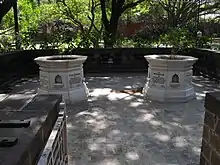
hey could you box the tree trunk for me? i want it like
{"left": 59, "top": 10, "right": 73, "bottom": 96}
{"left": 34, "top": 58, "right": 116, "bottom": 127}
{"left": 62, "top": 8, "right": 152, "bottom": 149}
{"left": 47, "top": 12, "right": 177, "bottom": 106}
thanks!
{"left": 103, "top": 24, "right": 118, "bottom": 48}
{"left": 13, "top": 2, "right": 21, "bottom": 50}
{"left": 100, "top": 0, "right": 145, "bottom": 47}
{"left": 0, "top": 0, "right": 17, "bottom": 23}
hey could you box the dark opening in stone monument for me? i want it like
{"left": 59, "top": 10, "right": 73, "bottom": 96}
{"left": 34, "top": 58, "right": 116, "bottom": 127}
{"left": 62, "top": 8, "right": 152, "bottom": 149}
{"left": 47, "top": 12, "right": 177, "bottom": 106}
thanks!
{"left": 55, "top": 75, "right": 62, "bottom": 84}
{"left": 172, "top": 74, "right": 179, "bottom": 83}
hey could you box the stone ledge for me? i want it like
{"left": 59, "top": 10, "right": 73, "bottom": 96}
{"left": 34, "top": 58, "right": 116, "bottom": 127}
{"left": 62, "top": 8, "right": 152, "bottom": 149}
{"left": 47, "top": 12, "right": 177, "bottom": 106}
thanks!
{"left": 205, "top": 92, "right": 220, "bottom": 117}
{"left": 0, "top": 94, "right": 62, "bottom": 165}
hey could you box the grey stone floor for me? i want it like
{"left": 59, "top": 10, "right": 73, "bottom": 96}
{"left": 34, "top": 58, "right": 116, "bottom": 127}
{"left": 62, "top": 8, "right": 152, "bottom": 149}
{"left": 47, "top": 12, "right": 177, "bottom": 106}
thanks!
{"left": 0, "top": 73, "right": 219, "bottom": 165}
{"left": 67, "top": 73, "right": 220, "bottom": 165}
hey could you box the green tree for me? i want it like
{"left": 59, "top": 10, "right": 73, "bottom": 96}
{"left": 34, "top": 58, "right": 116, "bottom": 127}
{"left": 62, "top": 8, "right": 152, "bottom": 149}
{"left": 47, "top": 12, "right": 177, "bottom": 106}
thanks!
{"left": 0, "top": 0, "right": 17, "bottom": 23}
{"left": 57, "top": 0, "right": 103, "bottom": 48}
{"left": 100, "top": 0, "right": 147, "bottom": 47}
{"left": 158, "top": 0, "right": 220, "bottom": 28}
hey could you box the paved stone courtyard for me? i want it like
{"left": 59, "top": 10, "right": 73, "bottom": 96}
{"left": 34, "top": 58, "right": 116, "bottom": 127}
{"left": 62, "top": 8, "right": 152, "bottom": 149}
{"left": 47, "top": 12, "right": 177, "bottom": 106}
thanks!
{"left": 67, "top": 73, "right": 220, "bottom": 165}
{"left": 0, "top": 73, "right": 219, "bottom": 165}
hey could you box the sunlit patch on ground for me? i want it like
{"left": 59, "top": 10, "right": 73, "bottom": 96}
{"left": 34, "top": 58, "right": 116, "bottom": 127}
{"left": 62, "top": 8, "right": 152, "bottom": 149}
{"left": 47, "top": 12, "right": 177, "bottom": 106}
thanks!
{"left": 67, "top": 74, "right": 220, "bottom": 165}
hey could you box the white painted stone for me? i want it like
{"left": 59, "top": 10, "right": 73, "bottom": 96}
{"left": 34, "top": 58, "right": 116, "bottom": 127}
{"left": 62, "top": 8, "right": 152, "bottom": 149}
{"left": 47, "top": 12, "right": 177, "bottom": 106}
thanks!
{"left": 35, "top": 55, "right": 89, "bottom": 104}
{"left": 142, "top": 55, "right": 198, "bottom": 102}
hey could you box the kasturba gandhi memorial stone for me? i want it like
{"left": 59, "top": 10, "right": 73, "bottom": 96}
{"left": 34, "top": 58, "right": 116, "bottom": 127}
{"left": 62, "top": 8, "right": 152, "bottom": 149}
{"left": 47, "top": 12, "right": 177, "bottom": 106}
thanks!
{"left": 35, "top": 55, "right": 89, "bottom": 103}
{"left": 143, "top": 55, "right": 198, "bottom": 102}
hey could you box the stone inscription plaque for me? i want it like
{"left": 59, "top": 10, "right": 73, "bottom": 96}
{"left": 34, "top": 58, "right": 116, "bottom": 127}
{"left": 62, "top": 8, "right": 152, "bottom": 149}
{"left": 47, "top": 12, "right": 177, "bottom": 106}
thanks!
{"left": 186, "top": 71, "right": 192, "bottom": 85}
{"left": 69, "top": 73, "right": 82, "bottom": 88}
{"left": 152, "top": 72, "right": 165, "bottom": 85}
{"left": 40, "top": 76, "right": 48, "bottom": 89}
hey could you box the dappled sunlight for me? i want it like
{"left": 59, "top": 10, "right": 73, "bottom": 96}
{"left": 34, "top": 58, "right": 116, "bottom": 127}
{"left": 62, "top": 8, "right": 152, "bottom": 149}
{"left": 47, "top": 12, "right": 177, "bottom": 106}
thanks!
{"left": 136, "top": 108, "right": 148, "bottom": 113}
{"left": 107, "top": 92, "right": 130, "bottom": 101}
{"left": 66, "top": 74, "right": 218, "bottom": 165}
{"left": 74, "top": 111, "right": 109, "bottom": 133}
{"left": 169, "top": 122, "right": 181, "bottom": 127}
{"left": 125, "top": 151, "right": 140, "bottom": 160}
{"left": 129, "top": 101, "right": 143, "bottom": 107}
{"left": 66, "top": 123, "right": 76, "bottom": 129}
{"left": 133, "top": 93, "right": 143, "bottom": 96}
{"left": 123, "top": 95, "right": 135, "bottom": 100}
{"left": 192, "top": 147, "right": 201, "bottom": 155}
{"left": 196, "top": 92, "right": 205, "bottom": 100}
{"left": 90, "top": 88, "right": 112, "bottom": 97}
{"left": 76, "top": 110, "right": 103, "bottom": 118}
{"left": 172, "top": 117, "right": 182, "bottom": 122}
{"left": 107, "top": 113, "right": 121, "bottom": 120}
{"left": 88, "top": 142, "right": 102, "bottom": 151}
{"left": 154, "top": 133, "right": 170, "bottom": 142}
{"left": 97, "top": 158, "right": 121, "bottom": 165}
{"left": 7, "top": 93, "right": 34, "bottom": 100}
{"left": 161, "top": 124, "right": 173, "bottom": 130}
{"left": 88, "top": 120, "right": 108, "bottom": 132}
{"left": 0, "top": 72, "right": 214, "bottom": 165}
{"left": 193, "top": 82, "right": 204, "bottom": 87}
{"left": 136, "top": 98, "right": 145, "bottom": 102}
{"left": 124, "top": 85, "right": 133, "bottom": 89}
{"left": 96, "top": 77, "right": 111, "bottom": 80}
{"left": 148, "top": 119, "right": 162, "bottom": 126}
{"left": 173, "top": 136, "right": 188, "bottom": 147}
{"left": 86, "top": 137, "right": 108, "bottom": 145}
{"left": 135, "top": 113, "right": 154, "bottom": 123}
{"left": 0, "top": 93, "right": 8, "bottom": 101}
{"left": 203, "top": 90, "right": 216, "bottom": 93}
{"left": 109, "top": 129, "right": 121, "bottom": 136}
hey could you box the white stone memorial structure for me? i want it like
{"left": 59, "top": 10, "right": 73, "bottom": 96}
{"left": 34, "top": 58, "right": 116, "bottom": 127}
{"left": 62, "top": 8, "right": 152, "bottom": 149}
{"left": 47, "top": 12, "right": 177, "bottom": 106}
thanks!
{"left": 143, "top": 55, "right": 198, "bottom": 102}
{"left": 35, "top": 55, "right": 89, "bottom": 103}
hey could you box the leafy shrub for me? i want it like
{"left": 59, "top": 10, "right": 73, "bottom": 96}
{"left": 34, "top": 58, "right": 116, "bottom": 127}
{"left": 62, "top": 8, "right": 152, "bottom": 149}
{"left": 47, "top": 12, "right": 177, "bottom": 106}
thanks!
{"left": 159, "top": 27, "right": 197, "bottom": 55}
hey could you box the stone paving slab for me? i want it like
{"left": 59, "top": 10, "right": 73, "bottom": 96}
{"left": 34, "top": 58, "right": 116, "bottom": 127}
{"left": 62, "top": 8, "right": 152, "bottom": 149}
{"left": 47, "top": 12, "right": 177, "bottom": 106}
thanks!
{"left": 0, "top": 73, "right": 219, "bottom": 165}
{"left": 67, "top": 73, "right": 220, "bottom": 165}
{"left": 0, "top": 79, "right": 61, "bottom": 165}
{"left": 0, "top": 77, "right": 39, "bottom": 111}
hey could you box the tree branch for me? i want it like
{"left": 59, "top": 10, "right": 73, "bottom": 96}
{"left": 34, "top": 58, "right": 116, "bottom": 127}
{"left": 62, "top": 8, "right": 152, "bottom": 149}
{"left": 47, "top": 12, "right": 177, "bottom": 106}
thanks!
{"left": 87, "top": 2, "right": 101, "bottom": 32}
{"left": 100, "top": 0, "right": 109, "bottom": 28}
{"left": 87, "top": 0, "right": 98, "bottom": 33}
{"left": 58, "top": 0, "right": 85, "bottom": 34}
{"left": 0, "top": 0, "right": 17, "bottom": 23}
{"left": 122, "top": 0, "right": 145, "bottom": 13}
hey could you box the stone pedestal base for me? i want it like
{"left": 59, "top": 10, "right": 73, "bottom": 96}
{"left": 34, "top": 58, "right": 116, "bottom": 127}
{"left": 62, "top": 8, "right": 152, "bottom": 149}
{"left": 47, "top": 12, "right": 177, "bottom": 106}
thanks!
{"left": 35, "top": 55, "right": 89, "bottom": 104}
{"left": 143, "top": 55, "right": 198, "bottom": 103}
{"left": 38, "top": 82, "right": 89, "bottom": 104}
{"left": 143, "top": 83, "right": 196, "bottom": 102}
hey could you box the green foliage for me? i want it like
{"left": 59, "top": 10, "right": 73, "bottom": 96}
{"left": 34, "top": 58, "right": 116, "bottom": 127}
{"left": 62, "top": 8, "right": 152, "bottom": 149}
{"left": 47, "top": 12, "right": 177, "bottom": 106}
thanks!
{"left": 0, "top": 0, "right": 218, "bottom": 51}
{"left": 0, "top": 33, "right": 16, "bottom": 52}
{"left": 1, "top": 10, "right": 14, "bottom": 28}
{"left": 159, "top": 27, "right": 197, "bottom": 54}
{"left": 0, "top": 0, "right": 103, "bottom": 51}
{"left": 199, "top": 36, "right": 212, "bottom": 48}
{"left": 18, "top": 0, "right": 40, "bottom": 32}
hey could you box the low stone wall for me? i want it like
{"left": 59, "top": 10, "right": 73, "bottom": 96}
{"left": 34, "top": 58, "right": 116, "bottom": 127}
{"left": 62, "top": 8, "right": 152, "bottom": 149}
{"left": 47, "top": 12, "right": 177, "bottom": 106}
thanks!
{"left": 187, "top": 49, "right": 220, "bottom": 80}
{"left": 0, "top": 49, "right": 58, "bottom": 89}
{"left": 71, "top": 48, "right": 172, "bottom": 73}
{"left": 0, "top": 48, "right": 220, "bottom": 84}
{"left": 0, "top": 94, "right": 62, "bottom": 165}
{"left": 200, "top": 92, "right": 220, "bottom": 165}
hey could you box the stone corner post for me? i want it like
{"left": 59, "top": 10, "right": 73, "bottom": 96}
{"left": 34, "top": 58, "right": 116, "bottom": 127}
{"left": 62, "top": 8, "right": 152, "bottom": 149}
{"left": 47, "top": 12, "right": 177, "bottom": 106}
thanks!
{"left": 200, "top": 92, "right": 220, "bottom": 165}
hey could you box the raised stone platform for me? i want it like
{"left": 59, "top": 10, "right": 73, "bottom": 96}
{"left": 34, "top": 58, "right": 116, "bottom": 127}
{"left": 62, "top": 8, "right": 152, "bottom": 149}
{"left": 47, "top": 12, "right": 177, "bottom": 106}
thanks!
{"left": 0, "top": 94, "right": 62, "bottom": 165}
{"left": 67, "top": 73, "right": 220, "bottom": 165}
{"left": 0, "top": 73, "right": 219, "bottom": 165}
